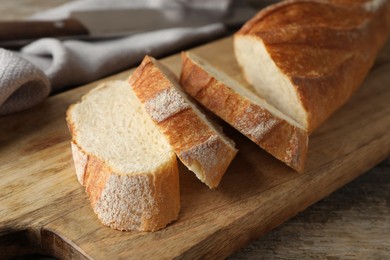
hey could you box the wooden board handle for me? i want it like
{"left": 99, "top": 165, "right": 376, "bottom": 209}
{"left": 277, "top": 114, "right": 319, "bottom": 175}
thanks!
{"left": 0, "top": 19, "right": 89, "bottom": 41}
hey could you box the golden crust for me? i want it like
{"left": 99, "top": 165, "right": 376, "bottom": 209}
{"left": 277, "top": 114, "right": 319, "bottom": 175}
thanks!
{"left": 235, "top": 0, "right": 390, "bottom": 132}
{"left": 180, "top": 52, "right": 308, "bottom": 172}
{"left": 129, "top": 56, "right": 237, "bottom": 188}
{"left": 76, "top": 144, "right": 179, "bottom": 232}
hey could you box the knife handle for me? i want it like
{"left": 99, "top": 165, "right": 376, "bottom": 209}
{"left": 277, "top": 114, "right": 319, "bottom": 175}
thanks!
{"left": 0, "top": 19, "right": 89, "bottom": 42}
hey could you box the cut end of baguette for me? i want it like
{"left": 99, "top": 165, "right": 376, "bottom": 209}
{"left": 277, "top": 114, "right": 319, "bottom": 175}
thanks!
{"left": 234, "top": 0, "right": 390, "bottom": 134}
{"left": 234, "top": 35, "right": 308, "bottom": 131}
{"left": 129, "top": 56, "right": 238, "bottom": 188}
{"left": 181, "top": 51, "right": 308, "bottom": 172}
{"left": 66, "top": 80, "right": 180, "bottom": 231}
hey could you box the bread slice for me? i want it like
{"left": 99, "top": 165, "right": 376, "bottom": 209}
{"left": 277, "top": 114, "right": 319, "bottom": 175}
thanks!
{"left": 129, "top": 56, "right": 237, "bottom": 189}
{"left": 180, "top": 52, "right": 308, "bottom": 172}
{"left": 66, "top": 80, "right": 180, "bottom": 232}
{"left": 234, "top": 0, "right": 390, "bottom": 133}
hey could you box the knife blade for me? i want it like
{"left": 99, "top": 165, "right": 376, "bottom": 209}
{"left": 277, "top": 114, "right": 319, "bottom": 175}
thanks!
{"left": 0, "top": 5, "right": 256, "bottom": 49}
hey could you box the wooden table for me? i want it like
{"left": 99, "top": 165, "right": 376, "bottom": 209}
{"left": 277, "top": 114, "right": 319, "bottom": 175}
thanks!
{"left": 1, "top": 1, "right": 389, "bottom": 259}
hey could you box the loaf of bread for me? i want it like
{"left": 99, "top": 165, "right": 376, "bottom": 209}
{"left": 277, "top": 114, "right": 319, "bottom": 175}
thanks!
{"left": 66, "top": 81, "right": 180, "bottom": 231}
{"left": 235, "top": 0, "right": 390, "bottom": 133}
{"left": 129, "top": 56, "right": 238, "bottom": 188}
{"left": 180, "top": 52, "right": 308, "bottom": 172}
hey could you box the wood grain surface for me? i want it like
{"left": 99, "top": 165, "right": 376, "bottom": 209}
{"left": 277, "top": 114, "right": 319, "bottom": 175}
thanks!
{"left": 0, "top": 36, "right": 389, "bottom": 259}
{"left": 1, "top": 1, "right": 390, "bottom": 258}
{"left": 230, "top": 158, "right": 390, "bottom": 259}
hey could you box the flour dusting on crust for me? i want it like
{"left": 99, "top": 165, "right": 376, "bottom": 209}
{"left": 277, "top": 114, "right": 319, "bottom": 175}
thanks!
{"left": 179, "top": 135, "right": 228, "bottom": 187}
{"left": 145, "top": 88, "right": 190, "bottom": 123}
{"left": 236, "top": 105, "right": 280, "bottom": 142}
{"left": 364, "top": 0, "right": 387, "bottom": 12}
{"left": 94, "top": 174, "right": 154, "bottom": 231}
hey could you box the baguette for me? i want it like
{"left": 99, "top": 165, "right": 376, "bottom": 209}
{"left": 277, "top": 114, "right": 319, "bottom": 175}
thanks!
{"left": 234, "top": 0, "right": 390, "bottom": 133}
{"left": 66, "top": 81, "right": 180, "bottom": 231}
{"left": 129, "top": 56, "right": 237, "bottom": 188}
{"left": 180, "top": 52, "right": 308, "bottom": 172}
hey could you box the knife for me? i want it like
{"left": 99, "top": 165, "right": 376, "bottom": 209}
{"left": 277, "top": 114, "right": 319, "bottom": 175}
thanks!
{"left": 0, "top": 5, "right": 256, "bottom": 49}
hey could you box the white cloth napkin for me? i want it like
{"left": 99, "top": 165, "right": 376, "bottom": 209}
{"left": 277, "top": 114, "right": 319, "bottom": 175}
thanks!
{"left": 0, "top": 0, "right": 230, "bottom": 115}
{"left": 0, "top": 49, "right": 50, "bottom": 115}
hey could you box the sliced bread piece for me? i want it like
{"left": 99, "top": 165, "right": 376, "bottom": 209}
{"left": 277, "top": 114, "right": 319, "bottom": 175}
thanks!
{"left": 129, "top": 56, "right": 237, "bottom": 189}
{"left": 234, "top": 0, "right": 390, "bottom": 133}
{"left": 180, "top": 52, "right": 308, "bottom": 172}
{"left": 66, "top": 80, "right": 180, "bottom": 232}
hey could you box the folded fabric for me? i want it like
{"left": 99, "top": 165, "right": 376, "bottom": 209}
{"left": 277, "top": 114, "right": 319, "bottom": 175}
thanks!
{"left": 0, "top": 0, "right": 230, "bottom": 115}
{"left": 20, "top": 24, "right": 226, "bottom": 93}
{"left": 0, "top": 49, "right": 50, "bottom": 115}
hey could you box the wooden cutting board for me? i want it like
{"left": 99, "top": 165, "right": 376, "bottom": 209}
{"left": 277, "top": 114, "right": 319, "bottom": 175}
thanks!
{"left": 1, "top": 37, "right": 389, "bottom": 259}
